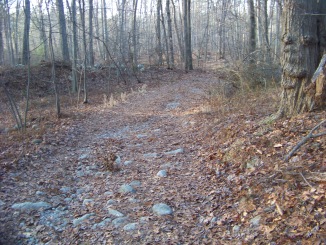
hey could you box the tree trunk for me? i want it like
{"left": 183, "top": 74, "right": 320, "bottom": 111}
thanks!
{"left": 156, "top": 0, "right": 163, "bottom": 65}
{"left": 88, "top": 0, "right": 94, "bottom": 66}
{"left": 171, "top": 0, "right": 183, "bottom": 62}
{"left": 22, "top": 0, "right": 31, "bottom": 65}
{"left": 184, "top": 0, "right": 193, "bottom": 70}
{"left": 57, "top": 0, "right": 70, "bottom": 61}
{"left": 166, "top": 0, "right": 174, "bottom": 68}
{"left": 248, "top": 0, "right": 256, "bottom": 61}
{"left": 160, "top": 0, "right": 170, "bottom": 68}
{"left": 132, "top": 0, "right": 138, "bottom": 67}
{"left": 278, "top": 0, "right": 326, "bottom": 117}
{"left": 71, "top": 0, "right": 78, "bottom": 93}
{"left": 0, "top": 7, "right": 4, "bottom": 65}
{"left": 38, "top": 0, "right": 49, "bottom": 61}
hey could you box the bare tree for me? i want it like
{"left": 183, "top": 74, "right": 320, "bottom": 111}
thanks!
{"left": 22, "top": 0, "right": 31, "bottom": 65}
{"left": 57, "top": 0, "right": 70, "bottom": 61}
{"left": 88, "top": 0, "right": 94, "bottom": 66}
{"left": 183, "top": 0, "right": 193, "bottom": 70}
{"left": 166, "top": 0, "right": 174, "bottom": 68}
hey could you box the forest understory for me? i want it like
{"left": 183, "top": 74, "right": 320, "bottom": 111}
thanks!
{"left": 0, "top": 63, "right": 325, "bottom": 244}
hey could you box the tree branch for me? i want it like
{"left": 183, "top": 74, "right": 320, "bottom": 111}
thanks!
{"left": 284, "top": 119, "right": 326, "bottom": 162}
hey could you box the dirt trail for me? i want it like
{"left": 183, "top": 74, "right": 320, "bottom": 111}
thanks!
{"left": 1, "top": 73, "right": 224, "bottom": 244}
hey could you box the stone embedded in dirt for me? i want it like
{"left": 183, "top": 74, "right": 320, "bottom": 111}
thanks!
{"left": 157, "top": 170, "right": 167, "bottom": 177}
{"left": 92, "top": 218, "right": 112, "bottom": 229}
{"left": 11, "top": 201, "right": 51, "bottom": 211}
{"left": 73, "top": 213, "right": 95, "bottom": 226}
{"left": 143, "top": 153, "right": 158, "bottom": 158}
{"left": 119, "top": 184, "right": 136, "bottom": 194}
{"left": 164, "top": 148, "right": 184, "bottom": 155}
{"left": 79, "top": 153, "right": 89, "bottom": 160}
{"left": 106, "top": 199, "right": 116, "bottom": 206}
{"left": 112, "top": 217, "right": 128, "bottom": 228}
{"left": 104, "top": 191, "right": 113, "bottom": 196}
{"left": 124, "top": 160, "right": 134, "bottom": 166}
{"left": 166, "top": 102, "right": 180, "bottom": 110}
{"left": 152, "top": 203, "right": 173, "bottom": 216}
{"left": 137, "top": 134, "right": 147, "bottom": 138}
{"left": 232, "top": 225, "right": 241, "bottom": 233}
{"left": 35, "top": 191, "right": 46, "bottom": 196}
{"left": 139, "top": 216, "right": 150, "bottom": 223}
{"left": 39, "top": 207, "right": 70, "bottom": 232}
{"left": 123, "top": 222, "right": 138, "bottom": 231}
{"left": 32, "top": 139, "right": 42, "bottom": 145}
{"left": 250, "top": 215, "right": 261, "bottom": 227}
{"left": 129, "top": 180, "right": 141, "bottom": 187}
{"left": 60, "top": 186, "right": 71, "bottom": 194}
{"left": 128, "top": 198, "right": 140, "bottom": 203}
{"left": 108, "top": 208, "right": 124, "bottom": 217}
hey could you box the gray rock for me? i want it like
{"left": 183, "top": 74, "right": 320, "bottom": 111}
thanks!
{"left": 137, "top": 134, "right": 147, "bottom": 138}
{"left": 250, "top": 215, "right": 261, "bottom": 227}
{"left": 233, "top": 225, "right": 241, "bottom": 233}
{"left": 152, "top": 203, "right": 173, "bottom": 216}
{"left": 106, "top": 199, "right": 116, "bottom": 205}
{"left": 79, "top": 153, "right": 89, "bottom": 160}
{"left": 123, "top": 222, "right": 138, "bottom": 231}
{"left": 11, "top": 202, "right": 51, "bottom": 211}
{"left": 0, "top": 200, "right": 5, "bottom": 209}
{"left": 139, "top": 216, "right": 150, "bottom": 223}
{"left": 104, "top": 191, "right": 113, "bottom": 196}
{"left": 129, "top": 180, "right": 141, "bottom": 187}
{"left": 112, "top": 217, "right": 128, "bottom": 228}
{"left": 35, "top": 191, "right": 46, "bottom": 196}
{"left": 165, "top": 148, "right": 184, "bottom": 155}
{"left": 73, "top": 213, "right": 95, "bottom": 226}
{"left": 60, "top": 187, "right": 71, "bottom": 194}
{"left": 108, "top": 208, "right": 124, "bottom": 217}
{"left": 92, "top": 218, "right": 111, "bottom": 229}
{"left": 143, "top": 153, "right": 158, "bottom": 158}
{"left": 119, "top": 184, "right": 136, "bottom": 194}
{"left": 124, "top": 160, "right": 133, "bottom": 166}
{"left": 166, "top": 102, "right": 180, "bottom": 110}
{"left": 128, "top": 198, "right": 140, "bottom": 203}
{"left": 157, "top": 170, "right": 167, "bottom": 177}
{"left": 31, "top": 124, "right": 39, "bottom": 130}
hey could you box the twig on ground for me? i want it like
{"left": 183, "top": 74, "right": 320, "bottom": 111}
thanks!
{"left": 284, "top": 119, "right": 326, "bottom": 162}
{"left": 299, "top": 172, "right": 314, "bottom": 188}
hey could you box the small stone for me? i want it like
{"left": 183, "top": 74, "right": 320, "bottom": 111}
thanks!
{"left": 152, "top": 203, "right": 173, "bottom": 216}
{"left": 137, "top": 134, "right": 147, "bottom": 138}
{"left": 119, "top": 184, "right": 136, "bottom": 194}
{"left": 0, "top": 200, "right": 5, "bottom": 209}
{"left": 250, "top": 215, "right": 261, "bottom": 227}
{"left": 128, "top": 198, "right": 140, "bottom": 203}
{"left": 112, "top": 217, "right": 128, "bottom": 228}
{"left": 124, "top": 160, "right": 133, "bottom": 166}
{"left": 92, "top": 218, "right": 111, "bottom": 229}
{"left": 60, "top": 187, "right": 71, "bottom": 194}
{"left": 31, "top": 124, "right": 39, "bottom": 130}
{"left": 157, "top": 170, "right": 167, "bottom": 177}
{"left": 106, "top": 199, "right": 116, "bottom": 206}
{"left": 104, "top": 191, "right": 113, "bottom": 196}
{"left": 143, "top": 153, "right": 158, "bottom": 158}
{"left": 108, "top": 208, "right": 124, "bottom": 217}
{"left": 32, "top": 139, "right": 42, "bottom": 144}
{"left": 129, "top": 180, "right": 141, "bottom": 187}
{"left": 139, "top": 216, "right": 150, "bottom": 223}
{"left": 11, "top": 202, "right": 51, "bottom": 211}
{"left": 165, "top": 148, "right": 184, "bottom": 155}
{"left": 35, "top": 191, "right": 46, "bottom": 196}
{"left": 233, "top": 225, "right": 241, "bottom": 233}
{"left": 79, "top": 153, "right": 89, "bottom": 160}
{"left": 73, "top": 213, "right": 95, "bottom": 226}
{"left": 123, "top": 222, "right": 138, "bottom": 231}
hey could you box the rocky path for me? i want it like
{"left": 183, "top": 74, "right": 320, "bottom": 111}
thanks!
{"left": 1, "top": 74, "right": 225, "bottom": 244}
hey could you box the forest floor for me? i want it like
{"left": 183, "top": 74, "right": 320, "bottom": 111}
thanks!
{"left": 0, "top": 64, "right": 325, "bottom": 244}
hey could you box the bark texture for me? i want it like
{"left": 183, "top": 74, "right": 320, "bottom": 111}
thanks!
{"left": 278, "top": 0, "right": 326, "bottom": 117}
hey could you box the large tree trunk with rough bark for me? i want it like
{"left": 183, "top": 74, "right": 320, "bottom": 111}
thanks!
{"left": 278, "top": 0, "right": 326, "bottom": 117}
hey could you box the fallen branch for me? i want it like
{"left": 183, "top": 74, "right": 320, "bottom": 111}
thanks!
{"left": 284, "top": 119, "right": 326, "bottom": 162}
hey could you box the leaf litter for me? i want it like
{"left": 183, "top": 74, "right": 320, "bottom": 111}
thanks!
{"left": 0, "top": 69, "right": 325, "bottom": 244}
